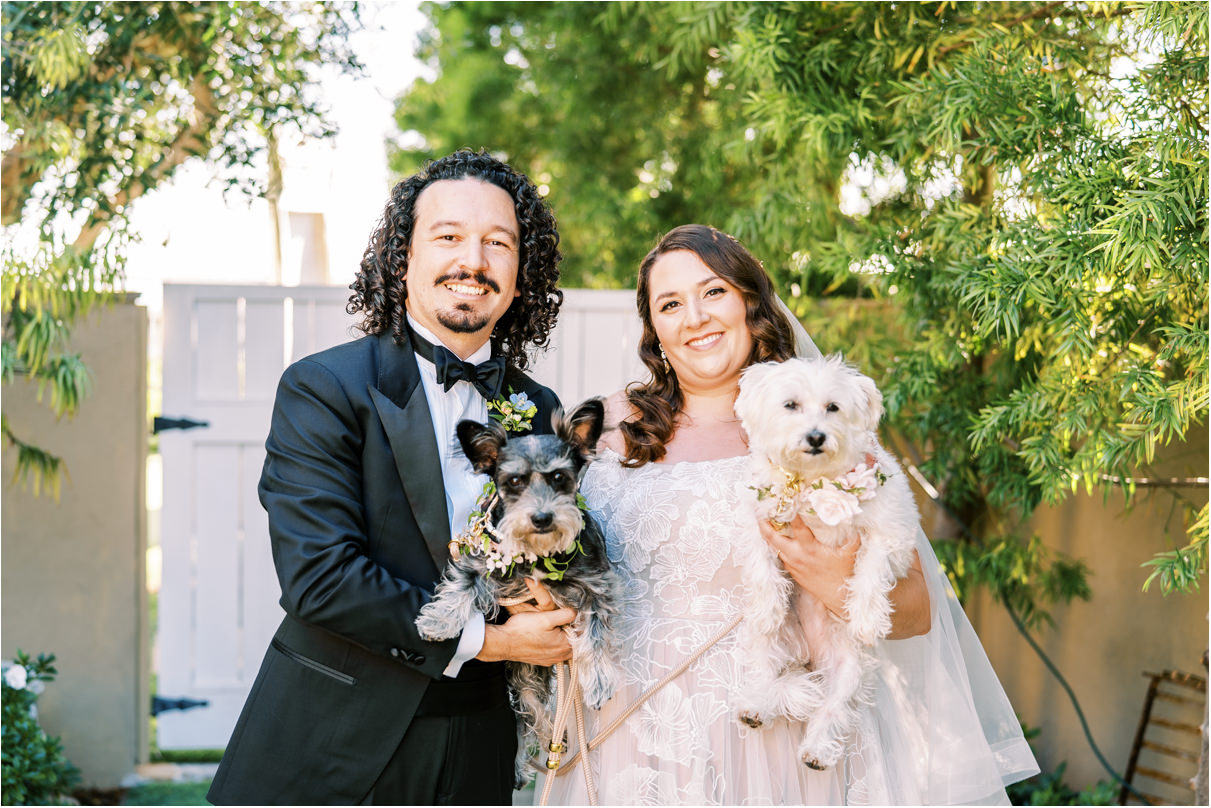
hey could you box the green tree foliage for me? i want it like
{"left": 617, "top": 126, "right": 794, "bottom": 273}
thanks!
{"left": 1, "top": 1, "right": 361, "bottom": 495}
{"left": 395, "top": 1, "right": 774, "bottom": 288}
{"left": 394, "top": 1, "right": 1207, "bottom": 603}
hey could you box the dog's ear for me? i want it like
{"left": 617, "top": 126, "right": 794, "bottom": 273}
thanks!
{"left": 851, "top": 369, "right": 885, "bottom": 431}
{"left": 457, "top": 419, "right": 508, "bottom": 474}
{"left": 555, "top": 397, "right": 605, "bottom": 456}
{"left": 734, "top": 361, "right": 780, "bottom": 424}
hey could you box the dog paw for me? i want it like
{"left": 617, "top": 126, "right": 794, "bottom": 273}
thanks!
{"left": 738, "top": 710, "right": 764, "bottom": 729}
{"left": 418, "top": 628, "right": 456, "bottom": 642}
{"left": 802, "top": 755, "right": 827, "bottom": 771}
{"left": 585, "top": 689, "right": 614, "bottom": 711}
{"left": 580, "top": 667, "right": 620, "bottom": 710}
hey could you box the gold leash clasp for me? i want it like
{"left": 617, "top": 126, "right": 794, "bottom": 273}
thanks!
{"left": 546, "top": 740, "right": 564, "bottom": 769}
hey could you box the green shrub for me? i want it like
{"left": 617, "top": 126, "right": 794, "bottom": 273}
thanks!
{"left": 1008, "top": 760, "right": 1119, "bottom": 805}
{"left": 1008, "top": 725, "right": 1119, "bottom": 807}
{"left": 1, "top": 652, "right": 80, "bottom": 805}
{"left": 149, "top": 748, "right": 224, "bottom": 764}
{"left": 123, "top": 780, "right": 213, "bottom": 806}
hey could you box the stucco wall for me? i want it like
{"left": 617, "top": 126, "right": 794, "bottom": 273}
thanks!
{"left": 1, "top": 299, "right": 150, "bottom": 788}
{"left": 966, "top": 425, "right": 1208, "bottom": 795}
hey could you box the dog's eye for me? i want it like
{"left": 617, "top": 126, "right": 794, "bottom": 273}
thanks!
{"left": 504, "top": 474, "right": 526, "bottom": 491}
{"left": 548, "top": 469, "right": 575, "bottom": 491}
{"left": 783, "top": 400, "right": 800, "bottom": 412}
{"left": 826, "top": 402, "right": 840, "bottom": 413}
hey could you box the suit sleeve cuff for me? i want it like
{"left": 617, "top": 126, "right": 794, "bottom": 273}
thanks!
{"left": 441, "top": 612, "right": 485, "bottom": 677}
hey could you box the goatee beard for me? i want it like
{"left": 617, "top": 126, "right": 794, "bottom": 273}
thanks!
{"left": 437, "top": 305, "right": 492, "bottom": 334}
{"left": 432, "top": 270, "right": 500, "bottom": 334}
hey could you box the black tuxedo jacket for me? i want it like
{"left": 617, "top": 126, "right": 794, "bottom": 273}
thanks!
{"left": 207, "top": 330, "right": 561, "bottom": 805}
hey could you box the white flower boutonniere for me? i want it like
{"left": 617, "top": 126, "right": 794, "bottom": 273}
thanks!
{"left": 488, "top": 390, "right": 538, "bottom": 433}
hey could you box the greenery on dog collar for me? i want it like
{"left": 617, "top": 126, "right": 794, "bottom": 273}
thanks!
{"left": 449, "top": 481, "right": 592, "bottom": 581}
{"left": 488, "top": 390, "right": 537, "bottom": 433}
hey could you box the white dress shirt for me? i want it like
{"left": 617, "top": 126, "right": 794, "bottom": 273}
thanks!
{"left": 407, "top": 314, "right": 489, "bottom": 676}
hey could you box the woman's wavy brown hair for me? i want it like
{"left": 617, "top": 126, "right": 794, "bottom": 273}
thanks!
{"left": 621, "top": 224, "right": 797, "bottom": 466}
{"left": 347, "top": 149, "right": 562, "bottom": 370}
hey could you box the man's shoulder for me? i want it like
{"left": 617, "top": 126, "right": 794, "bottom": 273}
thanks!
{"left": 290, "top": 332, "right": 388, "bottom": 378}
{"left": 502, "top": 366, "right": 557, "bottom": 402}
{"left": 272, "top": 333, "right": 406, "bottom": 404}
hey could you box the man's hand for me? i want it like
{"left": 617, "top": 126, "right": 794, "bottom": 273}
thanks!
{"left": 478, "top": 578, "right": 575, "bottom": 665}
{"left": 503, "top": 577, "right": 558, "bottom": 614}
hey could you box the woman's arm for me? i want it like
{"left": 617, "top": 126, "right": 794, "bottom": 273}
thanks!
{"left": 757, "top": 517, "right": 931, "bottom": 640}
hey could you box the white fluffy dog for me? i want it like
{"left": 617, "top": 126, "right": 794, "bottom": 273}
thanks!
{"left": 732, "top": 354, "right": 920, "bottom": 770}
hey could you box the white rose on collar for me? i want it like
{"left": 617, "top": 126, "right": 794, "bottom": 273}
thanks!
{"left": 807, "top": 486, "right": 863, "bottom": 526}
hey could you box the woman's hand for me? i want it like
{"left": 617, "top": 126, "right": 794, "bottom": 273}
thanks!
{"left": 758, "top": 518, "right": 932, "bottom": 640}
{"left": 759, "top": 516, "right": 856, "bottom": 618}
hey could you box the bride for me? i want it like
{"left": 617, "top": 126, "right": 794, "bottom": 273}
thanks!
{"left": 540, "top": 224, "right": 1039, "bottom": 805}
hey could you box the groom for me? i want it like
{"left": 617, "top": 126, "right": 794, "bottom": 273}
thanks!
{"left": 207, "top": 150, "right": 575, "bottom": 805}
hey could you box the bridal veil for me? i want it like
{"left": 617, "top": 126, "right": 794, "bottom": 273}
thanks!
{"left": 777, "top": 297, "right": 1039, "bottom": 804}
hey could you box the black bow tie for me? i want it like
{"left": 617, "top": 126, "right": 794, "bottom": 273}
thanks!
{"left": 409, "top": 327, "right": 506, "bottom": 401}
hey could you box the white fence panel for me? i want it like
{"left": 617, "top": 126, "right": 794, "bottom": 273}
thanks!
{"left": 529, "top": 289, "right": 646, "bottom": 406}
{"left": 158, "top": 285, "right": 357, "bottom": 748}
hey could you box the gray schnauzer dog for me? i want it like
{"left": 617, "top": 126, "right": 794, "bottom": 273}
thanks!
{"left": 415, "top": 397, "right": 622, "bottom": 786}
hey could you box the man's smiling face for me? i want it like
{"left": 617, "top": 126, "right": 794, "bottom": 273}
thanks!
{"left": 404, "top": 177, "right": 522, "bottom": 357}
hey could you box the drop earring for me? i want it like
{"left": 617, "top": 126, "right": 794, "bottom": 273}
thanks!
{"left": 659, "top": 345, "right": 670, "bottom": 373}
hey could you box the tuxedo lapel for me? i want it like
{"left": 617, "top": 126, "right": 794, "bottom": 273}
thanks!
{"left": 369, "top": 332, "right": 450, "bottom": 572}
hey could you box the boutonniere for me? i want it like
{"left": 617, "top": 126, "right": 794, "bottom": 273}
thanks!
{"left": 753, "top": 462, "right": 889, "bottom": 529}
{"left": 487, "top": 390, "right": 538, "bottom": 433}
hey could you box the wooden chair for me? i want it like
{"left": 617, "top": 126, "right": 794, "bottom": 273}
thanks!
{"left": 1119, "top": 669, "right": 1207, "bottom": 805}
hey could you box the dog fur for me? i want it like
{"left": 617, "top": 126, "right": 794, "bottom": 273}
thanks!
{"left": 732, "top": 354, "right": 920, "bottom": 770}
{"left": 415, "top": 397, "right": 622, "bottom": 786}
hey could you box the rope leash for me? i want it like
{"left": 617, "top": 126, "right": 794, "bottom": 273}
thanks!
{"left": 538, "top": 655, "right": 597, "bottom": 805}
{"left": 533, "top": 613, "right": 743, "bottom": 804}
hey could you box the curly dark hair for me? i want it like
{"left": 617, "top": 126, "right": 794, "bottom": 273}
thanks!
{"left": 347, "top": 149, "right": 562, "bottom": 370}
{"left": 621, "top": 224, "right": 797, "bottom": 466}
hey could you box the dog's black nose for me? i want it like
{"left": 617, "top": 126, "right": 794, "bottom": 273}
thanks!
{"left": 806, "top": 430, "right": 826, "bottom": 449}
{"left": 531, "top": 511, "right": 554, "bottom": 530}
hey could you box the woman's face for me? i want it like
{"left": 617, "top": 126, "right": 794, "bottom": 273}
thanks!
{"left": 647, "top": 249, "right": 753, "bottom": 394}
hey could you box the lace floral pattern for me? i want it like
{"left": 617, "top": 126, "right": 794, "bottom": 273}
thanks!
{"left": 542, "top": 444, "right": 1036, "bottom": 805}
{"left": 545, "top": 449, "right": 845, "bottom": 806}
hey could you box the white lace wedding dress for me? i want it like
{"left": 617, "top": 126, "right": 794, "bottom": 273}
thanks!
{"left": 541, "top": 448, "right": 1038, "bottom": 806}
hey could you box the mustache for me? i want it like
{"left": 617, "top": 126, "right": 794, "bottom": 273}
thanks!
{"left": 435, "top": 270, "right": 500, "bottom": 294}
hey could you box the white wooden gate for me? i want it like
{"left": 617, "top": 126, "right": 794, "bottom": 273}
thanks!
{"left": 158, "top": 284, "right": 357, "bottom": 748}
{"left": 157, "top": 284, "right": 642, "bottom": 748}
{"left": 528, "top": 289, "right": 645, "bottom": 406}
